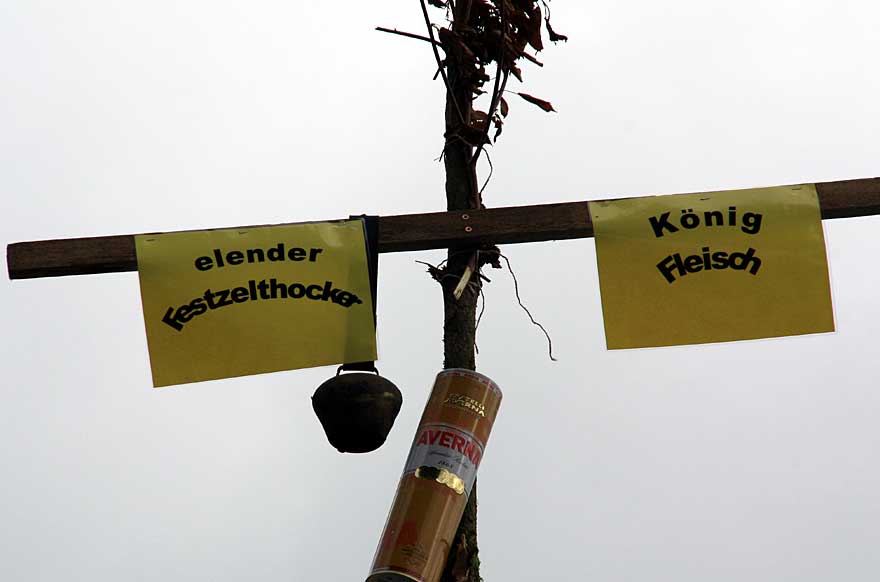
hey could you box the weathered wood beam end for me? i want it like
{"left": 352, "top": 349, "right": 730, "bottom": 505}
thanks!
{"left": 817, "top": 177, "right": 880, "bottom": 219}
{"left": 7, "top": 235, "right": 137, "bottom": 279}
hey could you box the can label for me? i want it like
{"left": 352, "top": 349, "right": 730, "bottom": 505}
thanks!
{"left": 367, "top": 369, "right": 502, "bottom": 582}
{"left": 403, "top": 423, "right": 484, "bottom": 496}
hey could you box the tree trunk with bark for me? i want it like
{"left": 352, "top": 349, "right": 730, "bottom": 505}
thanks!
{"left": 421, "top": 1, "right": 565, "bottom": 579}
{"left": 438, "top": 15, "right": 483, "bottom": 582}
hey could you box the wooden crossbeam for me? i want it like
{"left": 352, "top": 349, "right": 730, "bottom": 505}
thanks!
{"left": 7, "top": 177, "right": 880, "bottom": 280}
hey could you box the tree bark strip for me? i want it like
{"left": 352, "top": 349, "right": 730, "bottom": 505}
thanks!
{"left": 438, "top": 4, "right": 483, "bottom": 580}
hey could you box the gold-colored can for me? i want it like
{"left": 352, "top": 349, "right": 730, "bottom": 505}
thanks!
{"left": 367, "top": 369, "right": 502, "bottom": 582}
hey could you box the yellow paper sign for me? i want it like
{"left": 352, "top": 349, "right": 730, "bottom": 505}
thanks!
{"left": 589, "top": 184, "right": 834, "bottom": 349}
{"left": 135, "top": 221, "right": 377, "bottom": 387}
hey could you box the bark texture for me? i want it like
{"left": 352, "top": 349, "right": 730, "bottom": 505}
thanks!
{"left": 438, "top": 18, "right": 483, "bottom": 582}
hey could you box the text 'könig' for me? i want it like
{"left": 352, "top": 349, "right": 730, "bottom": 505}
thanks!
{"left": 648, "top": 206, "right": 765, "bottom": 284}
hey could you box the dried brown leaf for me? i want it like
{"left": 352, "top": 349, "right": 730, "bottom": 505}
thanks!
{"left": 510, "top": 63, "right": 522, "bottom": 82}
{"left": 493, "top": 116, "right": 504, "bottom": 141}
{"left": 545, "top": 18, "right": 568, "bottom": 43}
{"left": 526, "top": 4, "right": 544, "bottom": 52}
{"left": 516, "top": 91, "right": 555, "bottom": 112}
{"left": 500, "top": 96, "right": 509, "bottom": 117}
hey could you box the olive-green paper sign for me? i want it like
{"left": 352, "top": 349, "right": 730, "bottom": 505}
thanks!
{"left": 135, "top": 220, "right": 377, "bottom": 387}
{"left": 589, "top": 184, "right": 834, "bottom": 349}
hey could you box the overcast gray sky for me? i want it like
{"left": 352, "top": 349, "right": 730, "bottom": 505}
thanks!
{"left": 3, "top": 2, "right": 880, "bottom": 581}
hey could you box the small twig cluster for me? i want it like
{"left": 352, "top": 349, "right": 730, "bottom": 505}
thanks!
{"left": 380, "top": 1, "right": 567, "bottom": 185}
{"left": 426, "top": 1, "right": 565, "bottom": 152}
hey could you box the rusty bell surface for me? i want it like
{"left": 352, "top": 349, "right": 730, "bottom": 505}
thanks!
{"left": 312, "top": 370, "right": 403, "bottom": 454}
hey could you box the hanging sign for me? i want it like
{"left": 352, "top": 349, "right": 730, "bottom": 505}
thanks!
{"left": 135, "top": 220, "right": 377, "bottom": 387}
{"left": 589, "top": 184, "right": 834, "bottom": 349}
